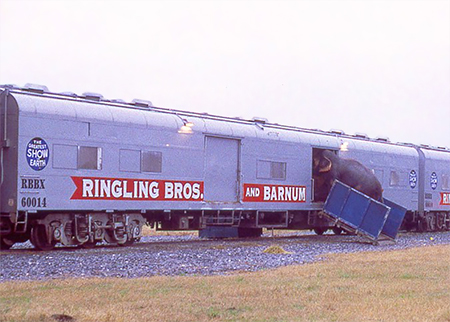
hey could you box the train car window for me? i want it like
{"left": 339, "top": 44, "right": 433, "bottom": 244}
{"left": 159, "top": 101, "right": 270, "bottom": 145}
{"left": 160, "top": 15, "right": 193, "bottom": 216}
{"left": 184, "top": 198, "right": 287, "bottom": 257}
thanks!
{"left": 271, "top": 162, "right": 286, "bottom": 179}
{"left": 442, "top": 174, "right": 450, "bottom": 190}
{"left": 257, "top": 160, "right": 286, "bottom": 180}
{"left": 373, "top": 169, "right": 384, "bottom": 184}
{"left": 119, "top": 149, "right": 140, "bottom": 172}
{"left": 142, "top": 151, "right": 162, "bottom": 173}
{"left": 53, "top": 144, "right": 77, "bottom": 169}
{"left": 78, "top": 146, "right": 102, "bottom": 170}
{"left": 389, "top": 171, "right": 400, "bottom": 186}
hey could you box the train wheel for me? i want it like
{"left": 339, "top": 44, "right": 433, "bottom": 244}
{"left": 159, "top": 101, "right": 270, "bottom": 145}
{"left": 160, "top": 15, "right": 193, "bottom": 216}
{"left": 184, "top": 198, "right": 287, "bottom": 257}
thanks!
{"left": 436, "top": 213, "right": 446, "bottom": 231}
{"left": 426, "top": 214, "right": 437, "bottom": 232}
{"left": 332, "top": 227, "right": 343, "bottom": 235}
{"left": 314, "top": 228, "right": 327, "bottom": 235}
{"left": 0, "top": 237, "right": 15, "bottom": 250}
{"left": 30, "top": 225, "right": 56, "bottom": 251}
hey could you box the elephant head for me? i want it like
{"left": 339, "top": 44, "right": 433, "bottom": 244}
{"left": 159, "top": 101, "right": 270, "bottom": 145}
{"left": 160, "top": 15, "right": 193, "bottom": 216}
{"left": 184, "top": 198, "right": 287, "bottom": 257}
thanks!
{"left": 313, "top": 149, "right": 383, "bottom": 202}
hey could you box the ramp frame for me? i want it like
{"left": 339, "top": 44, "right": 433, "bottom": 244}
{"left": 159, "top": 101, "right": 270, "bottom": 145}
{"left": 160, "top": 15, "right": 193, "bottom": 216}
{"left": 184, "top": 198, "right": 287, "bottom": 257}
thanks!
{"left": 322, "top": 181, "right": 393, "bottom": 242}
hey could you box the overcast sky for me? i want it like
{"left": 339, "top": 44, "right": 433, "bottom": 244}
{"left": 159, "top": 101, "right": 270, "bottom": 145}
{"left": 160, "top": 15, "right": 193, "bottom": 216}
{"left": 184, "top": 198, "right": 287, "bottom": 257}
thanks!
{"left": 1, "top": 0, "right": 449, "bottom": 147}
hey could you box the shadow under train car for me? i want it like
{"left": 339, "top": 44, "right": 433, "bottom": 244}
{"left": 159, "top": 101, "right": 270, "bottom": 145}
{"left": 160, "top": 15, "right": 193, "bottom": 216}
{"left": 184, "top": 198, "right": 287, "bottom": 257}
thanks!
{"left": 322, "top": 180, "right": 407, "bottom": 243}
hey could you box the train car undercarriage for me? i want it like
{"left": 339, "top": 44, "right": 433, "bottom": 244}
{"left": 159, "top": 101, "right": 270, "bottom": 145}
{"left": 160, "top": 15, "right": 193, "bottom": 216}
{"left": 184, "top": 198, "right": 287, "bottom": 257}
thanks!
{"left": 1, "top": 208, "right": 449, "bottom": 250}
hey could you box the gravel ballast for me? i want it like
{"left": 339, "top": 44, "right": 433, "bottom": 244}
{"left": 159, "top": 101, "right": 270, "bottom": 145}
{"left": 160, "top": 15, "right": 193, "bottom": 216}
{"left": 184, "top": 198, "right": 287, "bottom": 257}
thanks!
{"left": 1, "top": 231, "right": 449, "bottom": 281}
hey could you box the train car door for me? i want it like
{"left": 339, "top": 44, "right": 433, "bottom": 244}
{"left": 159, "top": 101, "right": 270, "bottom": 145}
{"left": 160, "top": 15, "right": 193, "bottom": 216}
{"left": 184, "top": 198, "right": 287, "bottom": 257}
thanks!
{"left": 312, "top": 147, "right": 338, "bottom": 202}
{"left": 204, "top": 136, "right": 240, "bottom": 202}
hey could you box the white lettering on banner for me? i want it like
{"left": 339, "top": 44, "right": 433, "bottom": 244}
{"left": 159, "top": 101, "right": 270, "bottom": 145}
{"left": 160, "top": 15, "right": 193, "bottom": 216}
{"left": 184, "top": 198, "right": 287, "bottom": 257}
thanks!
{"left": 101, "top": 180, "right": 111, "bottom": 198}
{"left": 243, "top": 183, "right": 306, "bottom": 202}
{"left": 82, "top": 179, "right": 94, "bottom": 197}
{"left": 165, "top": 182, "right": 173, "bottom": 199}
{"left": 72, "top": 177, "right": 203, "bottom": 201}
{"left": 112, "top": 180, "right": 122, "bottom": 198}
{"left": 150, "top": 181, "right": 159, "bottom": 199}
{"left": 441, "top": 192, "right": 450, "bottom": 206}
{"left": 245, "top": 187, "right": 260, "bottom": 198}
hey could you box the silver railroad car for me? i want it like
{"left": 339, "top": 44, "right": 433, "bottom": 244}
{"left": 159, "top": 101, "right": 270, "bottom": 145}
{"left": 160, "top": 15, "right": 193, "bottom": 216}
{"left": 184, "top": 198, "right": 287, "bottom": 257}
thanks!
{"left": 1, "top": 84, "right": 449, "bottom": 250}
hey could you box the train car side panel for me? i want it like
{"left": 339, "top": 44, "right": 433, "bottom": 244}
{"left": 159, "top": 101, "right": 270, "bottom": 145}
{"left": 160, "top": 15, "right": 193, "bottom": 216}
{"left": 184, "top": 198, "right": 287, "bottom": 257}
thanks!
{"left": 0, "top": 91, "right": 19, "bottom": 216}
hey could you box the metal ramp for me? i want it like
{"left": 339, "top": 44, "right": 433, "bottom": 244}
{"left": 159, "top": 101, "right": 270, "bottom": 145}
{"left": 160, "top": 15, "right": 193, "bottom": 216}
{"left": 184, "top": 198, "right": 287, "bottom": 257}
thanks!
{"left": 380, "top": 198, "right": 407, "bottom": 240}
{"left": 323, "top": 181, "right": 407, "bottom": 243}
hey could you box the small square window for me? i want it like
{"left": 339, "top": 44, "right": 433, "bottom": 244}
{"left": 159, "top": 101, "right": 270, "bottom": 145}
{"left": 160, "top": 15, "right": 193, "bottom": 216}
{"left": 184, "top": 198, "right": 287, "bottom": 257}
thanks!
{"left": 78, "top": 146, "right": 102, "bottom": 170}
{"left": 389, "top": 171, "right": 400, "bottom": 186}
{"left": 442, "top": 174, "right": 450, "bottom": 190}
{"left": 257, "top": 160, "right": 286, "bottom": 180}
{"left": 271, "top": 162, "right": 286, "bottom": 179}
{"left": 142, "top": 151, "right": 162, "bottom": 173}
{"left": 373, "top": 169, "right": 384, "bottom": 183}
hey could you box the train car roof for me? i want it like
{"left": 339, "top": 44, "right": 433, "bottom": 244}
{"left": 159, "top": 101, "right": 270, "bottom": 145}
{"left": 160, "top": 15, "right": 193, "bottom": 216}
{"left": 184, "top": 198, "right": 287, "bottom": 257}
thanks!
{"left": 2, "top": 84, "right": 449, "bottom": 154}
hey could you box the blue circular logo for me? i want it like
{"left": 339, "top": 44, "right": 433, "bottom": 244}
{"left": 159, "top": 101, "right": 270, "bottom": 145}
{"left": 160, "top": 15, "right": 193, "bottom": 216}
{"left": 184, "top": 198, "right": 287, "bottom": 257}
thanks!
{"left": 409, "top": 170, "right": 417, "bottom": 189}
{"left": 26, "top": 137, "right": 49, "bottom": 171}
{"left": 430, "top": 172, "right": 438, "bottom": 190}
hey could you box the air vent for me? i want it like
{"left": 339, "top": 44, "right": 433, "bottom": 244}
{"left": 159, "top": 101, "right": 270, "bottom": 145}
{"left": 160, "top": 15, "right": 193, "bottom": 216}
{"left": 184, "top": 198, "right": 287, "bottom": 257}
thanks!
{"left": 60, "top": 92, "right": 78, "bottom": 97}
{"left": 82, "top": 92, "right": 103, "bottom": 101}
{"left": 375, "top": 136, "right": 390, "bottom": 142}
{"left": 132, "top": 99, "right": 153, "bottom": 107}
{"left": 23, "top": 83, "right": 49, "bottom": 94}
{"left": 0, "top": 84, "right": 20, "bottom": 90}
{"left": 111, "top": 99, "right": 126, "bottom": 104}
{"left": 131, "top": 98, "right": 153, "bottom": 107}
{"left": 354, "top": 132, "right": 369, "bottom": 139}
{"left": 329, "top": 129, "right": 345, "bottom": 135}
{"left": 252, "top": 117, "right": 268, "bottom": 124}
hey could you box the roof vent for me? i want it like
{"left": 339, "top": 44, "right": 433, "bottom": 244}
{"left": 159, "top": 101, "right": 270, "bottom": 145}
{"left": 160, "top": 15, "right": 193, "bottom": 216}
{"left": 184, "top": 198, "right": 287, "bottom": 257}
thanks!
{"left": 354, "top": 132, "right": 369, "bottom": 139}
{"left": 82, "top": 92, "right": 103, "bottom": 101}
{"left": 252, "top": 117, "right": 268, "bottom": 124}
{"left": 0, "top": 84, "right": 20, "bottom": 90}
{"left": 111, "top": 99, "right": 126, "bottom": 104}
{"left": 23, "top": 83, "right": 49, "bottom": 94}
{"left": 59, "top": 91, "right": 78, "bottom": 97}
{"left": 375, "top": 136, "right": 390, "bottom": 142}
{"left": 329, "top": 129, "right": 345, "bottom": 135}
{"left": 132, "top": 99, "right": 153, "bottom": 107}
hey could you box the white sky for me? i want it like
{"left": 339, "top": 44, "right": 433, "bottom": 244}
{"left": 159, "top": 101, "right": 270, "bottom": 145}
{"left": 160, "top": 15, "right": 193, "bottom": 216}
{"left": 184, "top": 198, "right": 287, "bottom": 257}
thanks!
{"left": 1, "top": 0, "right": 449, "bottom": 147}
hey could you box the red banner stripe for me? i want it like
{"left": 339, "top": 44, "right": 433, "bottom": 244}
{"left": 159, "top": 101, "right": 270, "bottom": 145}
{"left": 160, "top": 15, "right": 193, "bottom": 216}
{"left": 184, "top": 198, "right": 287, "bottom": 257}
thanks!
{"left": 243, "top": 183, "right": 306, "bottom": 202}
{"left": 71, "top": 176, "right": 204, "bottom": 201}
{"left": 440, "top": 192, "right": 450, "bottom": 205}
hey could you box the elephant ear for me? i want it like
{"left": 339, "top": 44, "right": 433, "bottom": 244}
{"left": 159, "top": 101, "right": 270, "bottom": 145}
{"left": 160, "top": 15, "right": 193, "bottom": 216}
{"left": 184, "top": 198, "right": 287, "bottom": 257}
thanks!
{"left": 319, "top": 155, "right": 332, "bottom": 173}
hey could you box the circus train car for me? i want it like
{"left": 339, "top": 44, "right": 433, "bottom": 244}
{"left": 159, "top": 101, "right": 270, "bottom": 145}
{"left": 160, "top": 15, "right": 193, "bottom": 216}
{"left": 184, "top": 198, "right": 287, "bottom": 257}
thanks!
{"left": 1, "top": 84, "right": 449, "bottom": 250}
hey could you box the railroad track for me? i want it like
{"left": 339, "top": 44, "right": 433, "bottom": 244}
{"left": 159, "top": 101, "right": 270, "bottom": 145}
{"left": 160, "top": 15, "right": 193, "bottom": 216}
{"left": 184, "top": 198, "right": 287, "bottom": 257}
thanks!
{"left": 1, "top": 231, "right": 450, "bottom": 282}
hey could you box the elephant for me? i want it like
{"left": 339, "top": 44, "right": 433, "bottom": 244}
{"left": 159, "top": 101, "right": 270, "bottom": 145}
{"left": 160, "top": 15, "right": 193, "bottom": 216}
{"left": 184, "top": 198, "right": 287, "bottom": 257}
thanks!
{"left": 312, "top": 149, "right": 383, "bottom": 202}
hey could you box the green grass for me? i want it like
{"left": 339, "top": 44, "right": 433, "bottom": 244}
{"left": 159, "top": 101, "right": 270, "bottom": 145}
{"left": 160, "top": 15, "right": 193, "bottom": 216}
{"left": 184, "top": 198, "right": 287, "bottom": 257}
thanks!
{"left": 0, "top": 245, "right": 449, "bottom": 322}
